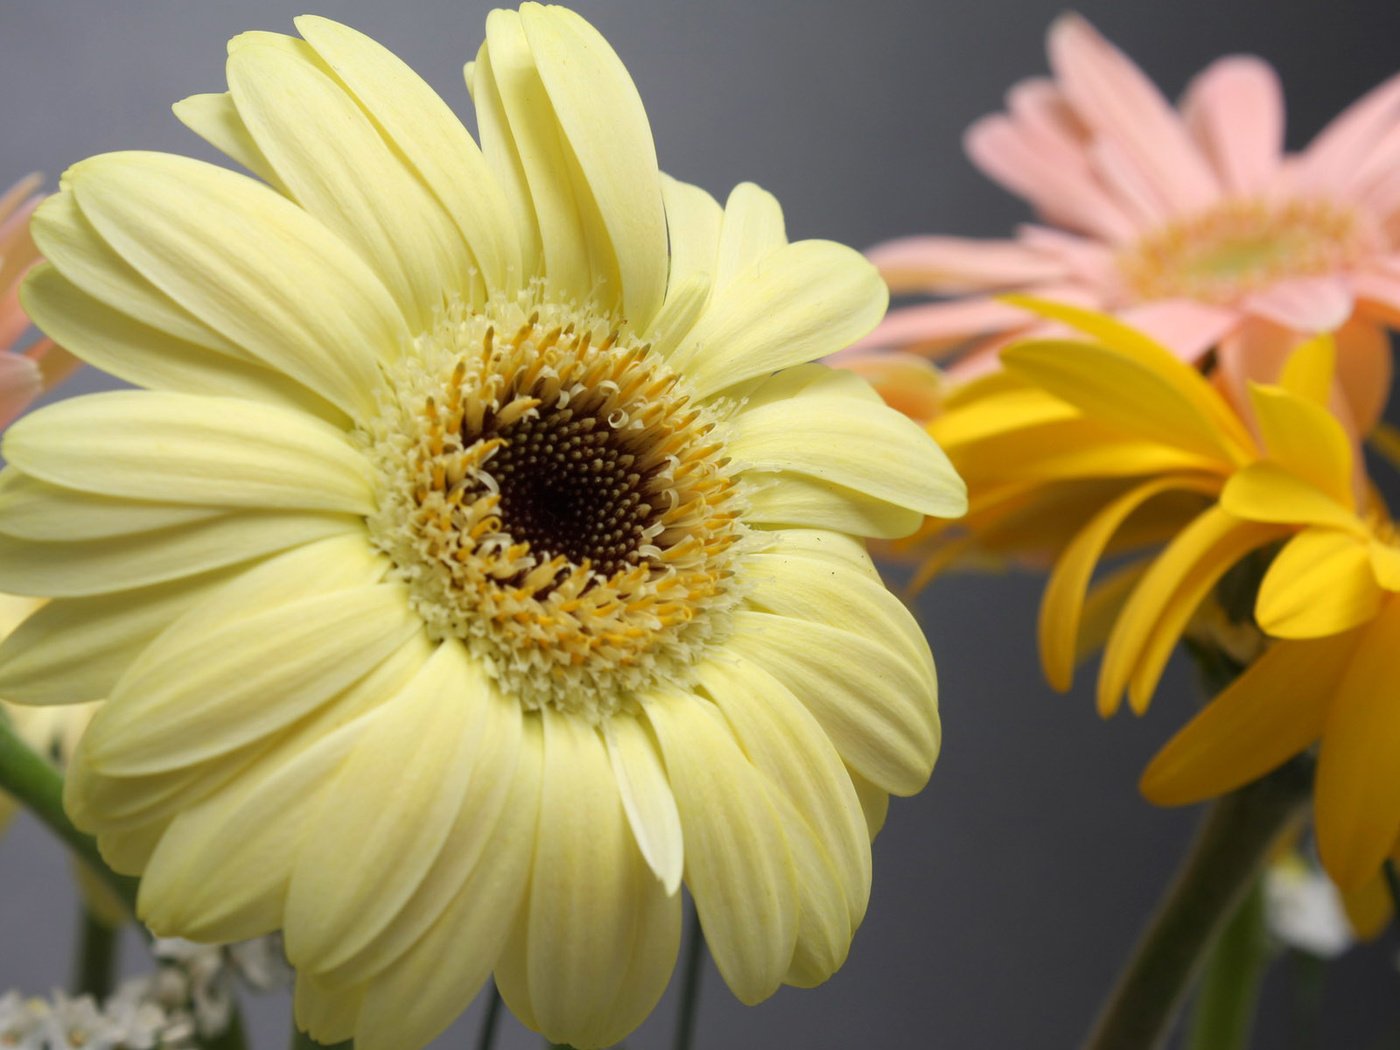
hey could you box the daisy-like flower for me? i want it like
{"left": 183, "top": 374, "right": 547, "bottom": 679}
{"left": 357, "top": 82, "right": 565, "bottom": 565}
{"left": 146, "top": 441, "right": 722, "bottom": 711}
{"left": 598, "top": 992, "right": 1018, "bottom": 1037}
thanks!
{"left": 916, "top": 303, "right": 1400, "bottom": 890}
{"left": 0, "top": 176, "right": 78, "bottom": 427}
{"left": 858, "top": 14, "right": 1400, "bottom": 435}
{"left": 0, "top": 8, "right": 964, "bottom": 1049}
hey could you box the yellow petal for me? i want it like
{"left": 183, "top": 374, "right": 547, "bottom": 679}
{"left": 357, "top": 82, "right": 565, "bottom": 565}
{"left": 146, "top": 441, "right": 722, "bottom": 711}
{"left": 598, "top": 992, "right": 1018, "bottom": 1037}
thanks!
{"left": 729, "top": 393, "right": 966, "bottom": 519}
{"left": 1141, "top": 634, "right": 1356, "bottom": 805}
{"left": 0, "top": 510, "right": 356, "bottom": 598}
{"left": 1257, "top": 528, "right": 1382, "bottom": 639}
{"left": 87, "top": 583, "right": 418, "bottom": 776}
{"left": 294, "top": 15, "right": 521, "bottom": 296}
{"left": 645, "top": 692, "right": 797, "bottom": 1004}
{"left": 1002, "top": 339, "right": 1246, "bottom": 466}
{"left": 5, "top": 391, "right": 373, "bottom": 514}
{"left": 506, "top": 710, "right": 679, "bottom": 1048}
{"left": 728, "top": 609, "right": 938, "bottom": 796}
{"left": 171, "top": 92, "right": 287, "bottom": 194}
{"left": 1248, "top": 383, "right": 1353, "bottom": 507}
{"left": 660, "top": 174, "right": 722, "bottom": 299}
{"left": 847, "top": 768, "right": 890, "bottom": 840}
{"left": 284, "top": 641, "right": 498, "bottom": 972}
{"left": 1001, "top": 293, "right": 1255, "bottom": 455}
{"left": 670, "top": 240, "right": 888, "bottom": 399}
{"left": 1099, "top": 507, "right": 1282, "bottom": 716}
{"left": 1040, "top": 475, "right": 1216, "bottom": 692}
{"left": 1219, "top": 461, "right": 1362, "bottom": 532}
{"left": 1316, "top": 598, "right": 1400, "bottom": 891}
{"left": 744, "top": 473, "right": 925, "bottom": 540}
{"left": 605, "top": 715, "right": 683, "bottom": 894}
{"left": 520, "top": 3, "right": 667, "bottom": 330}
{"left": 351, "top": 725, "right": 539, "bottom": 1050}
{"left": 714, "top": 182, "right": 787, "bottom": 291}
{"left": 1278, "top": 333, "right": 1336, "bottom": 406}
{"left": 22, "top": 265, "right": 344, "bottom": 424}
{"left": 66, "top": 152, "right": 407, "bottom": 418}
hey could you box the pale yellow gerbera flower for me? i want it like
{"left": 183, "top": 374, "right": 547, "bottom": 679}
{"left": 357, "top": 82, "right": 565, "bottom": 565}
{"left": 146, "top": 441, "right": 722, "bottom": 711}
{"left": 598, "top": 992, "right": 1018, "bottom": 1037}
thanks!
{"left": 0, "top": 7, "right": 964, "bottom": 1049}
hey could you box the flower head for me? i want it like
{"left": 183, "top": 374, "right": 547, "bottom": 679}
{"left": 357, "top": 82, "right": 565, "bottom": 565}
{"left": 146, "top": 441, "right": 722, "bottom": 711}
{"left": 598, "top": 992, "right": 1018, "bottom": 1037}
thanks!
{"left": 857, "top": 14, "right": 1400, "bottom": 437}
{"left": 0, "top": 8, "right": 964, "bottom": 1049}
{"left": 915, "top": 302, "right": 1400, "bottom": 891}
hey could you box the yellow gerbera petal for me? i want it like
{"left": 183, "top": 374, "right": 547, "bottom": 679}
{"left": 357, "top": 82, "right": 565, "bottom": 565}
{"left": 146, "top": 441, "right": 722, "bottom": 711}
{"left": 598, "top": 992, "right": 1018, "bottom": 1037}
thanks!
{"left": 605, "top": 715, "right": 684, "bottom": 895}
{"left": 1248, "top": 383, "right": 1353, "bottom": 507}
{"left": 714, "top": 182, "right": 787, "bottom": 291}
{"left": 227, "top": 41, "right": 474, "bottom": 330}
{"left": 1040, "top": 475, "right": 1216, "bottom": 692}
{"left": 670, "top": 240, "right": 888, "bottom": 399}
{"left": 65, "top": 152, "right": 407, "bottom": 417}
{"left": 1141, "top": 634, "right": 1357, "bottom": 805}
{"left": 171, "top": 92, "right": 287, "bottom": 194}
{"left": 1316, "top": 598, "right": 1400, "bottom": 891}
{"left": 4, "top": 391, "right": 374, "bottom": 514}
{"left": 294, "top": 15, "right": 522, "bottom": 296}
{"left": 646, "top": 692, "right": 797, "bottom": 1005}
{"left": 660, "top": 174, "right": 722, "bottom": 296}
{"left": 1257, "top": 527, "right": 1382, "bottom": 639}
{"left": 520, "top": 2, "right": 667, "bottom": 330}
{"left": 1002, "top": 338, "right": 1247, "bottom": 466}
{"left": 1277, "top": 333, "right": 1336, "bottom": 406}
{"left": 1219, "top": 461, "right": 1362, "bottom": 532}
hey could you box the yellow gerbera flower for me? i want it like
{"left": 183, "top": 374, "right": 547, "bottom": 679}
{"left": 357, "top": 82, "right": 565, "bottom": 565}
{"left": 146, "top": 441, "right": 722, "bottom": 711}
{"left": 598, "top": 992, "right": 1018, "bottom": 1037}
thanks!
{"left": 1143, "top": 340, "right": 1400, "bottom": 891}
{"left": 918, "top": 302, "right": 1400, "bottom": 893}
{"left": 0, "top": 7, "right": 964, "bottom": 1049}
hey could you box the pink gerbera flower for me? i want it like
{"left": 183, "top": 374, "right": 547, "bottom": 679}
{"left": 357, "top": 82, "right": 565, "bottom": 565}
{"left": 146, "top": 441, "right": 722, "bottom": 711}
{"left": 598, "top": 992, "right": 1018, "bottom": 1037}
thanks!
{"left": 0, "top": 174, "right": 77, "bottom": 426}
{"left": 854, "top": 14, "right": 1400, "bottom": 434}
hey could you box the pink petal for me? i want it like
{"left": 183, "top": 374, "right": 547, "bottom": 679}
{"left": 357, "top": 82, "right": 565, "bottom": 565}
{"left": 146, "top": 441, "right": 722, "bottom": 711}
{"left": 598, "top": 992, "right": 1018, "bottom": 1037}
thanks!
{"left": 1047, "top": 14, "right": 1221, "bottom": 214}
{"left": 1243, "top": 275, "right": 1354, "bottom": 332}
{"left": 0, "top": 353, "right": 43, "bottom": 429}
{"left": 965, "top": 114, "right": 1141, "bottom": 243}
{"left": 0, "top": 174, "right": 41, "bottom": 227}
{"left": 866, "top": 235, "right": 1068, "bottom": 294}
{"left": 854, "top": 297, "right": 1032, "bottom": 355}
{"left": 1296, "top": 72, "right": 1400, "bottom": 195}
{"left": 1017, "top": 224, "right": 1120, "bottom": 287}
{"left": 0, "top": 285, "right": 29, "bottom": 354}
{"left": 25, "top": 336, "right": 82, "bottom": 393}
{"left": 1353, "top": 265, "right": 1400, "bottom": 325}
{"left": 1181, "top": 56, "right": 1285, "bottom": 196}
{"left": 1213, "top": 318, "right": 1298, "bottom": 420}
{"left": 943, "top": 324, "right": 1054, "bottom": 384}
{"left": 1088, "top": 137, "right": 1174, "bottom": 229}
{"left": 1116, "top": 299, "right": 1240, "bottom": 362}
{"left": 1005, "top": 77, "right": 1091, "bottom": 169}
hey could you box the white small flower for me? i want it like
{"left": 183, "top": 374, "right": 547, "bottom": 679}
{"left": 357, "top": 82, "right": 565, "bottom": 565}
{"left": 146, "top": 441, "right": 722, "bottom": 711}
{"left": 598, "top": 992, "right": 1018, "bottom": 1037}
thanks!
{"left": 1265, "top": 856, "right": 1356, "bottom": 959}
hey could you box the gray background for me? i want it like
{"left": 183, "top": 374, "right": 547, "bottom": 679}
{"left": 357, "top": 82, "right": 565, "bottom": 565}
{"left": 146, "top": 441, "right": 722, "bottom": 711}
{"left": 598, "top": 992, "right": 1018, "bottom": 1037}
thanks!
{"left": 3, "top": 1, "right": 1400, "bottom": 1047}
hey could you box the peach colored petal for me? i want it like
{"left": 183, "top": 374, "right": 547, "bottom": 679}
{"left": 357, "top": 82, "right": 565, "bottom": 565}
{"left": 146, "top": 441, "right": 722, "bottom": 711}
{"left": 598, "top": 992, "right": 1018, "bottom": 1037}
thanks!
{"left": 1332, "top": 317, "right": 1392, "bottom": 438}
{"left": 1088, "top": 137, "right": 1174, "bottom": 229}
{"left": 1352, "top": 266, "right": 1400, "bottom": 326}
{"left": 834, "top": 350, "right": 943, "bottom": 422}
{"left": 24, "top": 336, "right": 83, "bottom": 392}
{"left": 0, "top": 174, "right": 41, "bottom": 227}
{"left": 0, "top": 284, "right": 30, "bottom": 353}
{"left": 1181, "top": 56, "right": 1284, "bottom": 195}
{"left": 856, "top": 297, "right": 1032, "bottom": 356}
{"left": 1016, "top": 225, "right": 1120, "bottom": 287}
{"left": 1115, "top": 299, "right": 1239, "bottom": 363}
{"left": 866, "top": 235, "right": 1067, "bottom": 294}
{"left": 0, "top": 196, "right": 41, "bottom": 297}
{"left": 0, "top": 352, "right": 44, "bottom": 429}
{"left": 1047, "top": 14, "right": 1220, "bottom": 214}
{"left": 943, "top": 323, "right": 1055, "bottom": 384}
{"left": 1296, "top": 72, "right": 1400, "bottom": 194}
{"left": 1004, "top": 77, "right": 1091, "bottom": 168}
{"left": 1243, "top": 275, "right": 1354, "bottom": 333}
{"left": 964, "top": 114, "right": 1140, "bottom": 243}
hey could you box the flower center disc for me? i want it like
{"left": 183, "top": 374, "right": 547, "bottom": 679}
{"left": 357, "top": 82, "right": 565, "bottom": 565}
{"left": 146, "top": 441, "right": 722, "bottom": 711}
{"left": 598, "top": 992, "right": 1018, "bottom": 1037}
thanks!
{"left": 1119, "top": 198, "right": 1373, "bottom": 303}
{"left": 364, "top": 295, "right": 747, "bottom": 718}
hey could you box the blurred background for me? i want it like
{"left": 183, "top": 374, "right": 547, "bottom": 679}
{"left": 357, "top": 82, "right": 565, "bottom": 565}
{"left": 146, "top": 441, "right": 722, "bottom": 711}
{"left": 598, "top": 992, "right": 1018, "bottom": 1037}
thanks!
{"left": 3, "top": 0, "right": 1400, "bottom": 1046}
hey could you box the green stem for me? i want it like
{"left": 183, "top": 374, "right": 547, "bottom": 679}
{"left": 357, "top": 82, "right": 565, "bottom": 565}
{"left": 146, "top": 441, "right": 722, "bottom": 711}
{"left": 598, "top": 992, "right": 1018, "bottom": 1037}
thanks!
{"left": 72, "top": 907, "right": 118, "bottom": 1000}
{"left": 1081, "top": 760, "right": 1312, "bottom": 1050}
{"left": 674, "top": 902, "right": 706, "bottom": 1050}
{"left": 1183, "top": 879, "right": 1270, "bottom": 1050}
{"left": 1286, "top": 950, "right": 1327, "bottom": 1050}
{"left": 477, "top": 981, "right": 503, "bottom": 1050}
{"left": 0, "top": 718, "right": 139, "bottom": 913}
